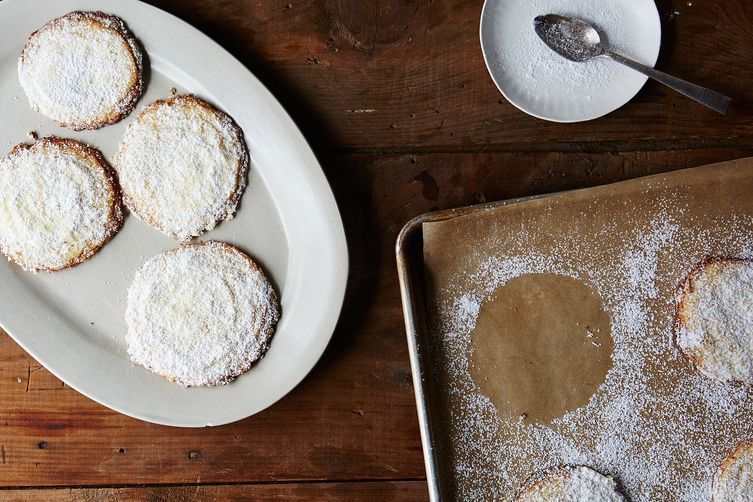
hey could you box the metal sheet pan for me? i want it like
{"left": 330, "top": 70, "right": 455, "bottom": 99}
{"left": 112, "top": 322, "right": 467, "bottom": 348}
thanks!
{"left": 396, "top": 159, "right": 753, "bottom": 500}
{"left": 395, "top": 194, "right": 551, "bottom": 500}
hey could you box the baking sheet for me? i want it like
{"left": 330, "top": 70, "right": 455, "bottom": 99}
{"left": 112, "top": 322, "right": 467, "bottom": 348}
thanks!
{"left": 421, "top": 159, "right": 753, "bottom": 500}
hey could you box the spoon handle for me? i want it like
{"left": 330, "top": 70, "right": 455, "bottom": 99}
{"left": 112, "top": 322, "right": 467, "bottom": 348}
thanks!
{"left": 605, "top": 50, "right": 731, "bottom": 114}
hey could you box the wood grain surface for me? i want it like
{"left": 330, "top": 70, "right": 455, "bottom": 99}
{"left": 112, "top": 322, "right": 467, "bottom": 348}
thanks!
{"left": 0, "top": 481, "right": 427, "bottom": 501}
{"left": 141, "top": 0, "right": 753, "bottom": 151}
{"left": 2, "top": 0, "right": 752, "bottom": 499}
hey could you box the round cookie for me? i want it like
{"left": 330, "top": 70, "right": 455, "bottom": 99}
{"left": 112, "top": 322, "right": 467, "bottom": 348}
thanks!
{"left": 713, "top": 441, "right": 753, "bottom": 501}
{"left": 0, "top": 137, "right": 123, "bottom": 272}
{"left": 125, "top": 241, "right": 279, "bottom": 387}
{"left": 517, "top": 466, "right": 624, "bottom": 502}
{"left": 114, "top": 95, "right": 248, "bottom": 242}
{"left": 18, "top": 11, "right": 143, "bottom": 130}
{"left": 676, "top": 258, "right": 753, "bottom": 385}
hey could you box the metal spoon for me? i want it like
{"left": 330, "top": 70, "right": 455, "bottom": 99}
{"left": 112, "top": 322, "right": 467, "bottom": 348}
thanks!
{"left": 533, "top": 14, "right": 731, "bottom": 114}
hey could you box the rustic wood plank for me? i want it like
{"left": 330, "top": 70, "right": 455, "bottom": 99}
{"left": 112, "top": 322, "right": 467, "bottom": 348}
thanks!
{"left": 3, "top": 0, "right": 751, "bottom": 495}
{"left": 142, "top": 0, "right": 753, "bottom": 151}
{"left": 0, "top": 481, "right": 428, "bottom": 501}
{"left": 1, "top": 148, "right": 751, "bottom": 487}
{"left": 0, "top": 296, "right": 423, "bottom": 485}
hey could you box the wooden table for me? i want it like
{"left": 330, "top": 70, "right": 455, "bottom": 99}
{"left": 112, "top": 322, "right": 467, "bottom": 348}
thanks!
{"left": 1, "top": 0, "right": 751, "bottom": 499}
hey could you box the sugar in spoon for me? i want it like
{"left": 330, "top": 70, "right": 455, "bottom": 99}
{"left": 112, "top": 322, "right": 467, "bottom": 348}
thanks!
{"left": 533, "top": 14, "right": 731, "bottom": 114}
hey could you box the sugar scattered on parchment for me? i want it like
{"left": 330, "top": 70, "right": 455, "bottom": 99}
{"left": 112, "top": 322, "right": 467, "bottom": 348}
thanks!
{"left": 430, "top": 195, "right": 753, "bottom": 500}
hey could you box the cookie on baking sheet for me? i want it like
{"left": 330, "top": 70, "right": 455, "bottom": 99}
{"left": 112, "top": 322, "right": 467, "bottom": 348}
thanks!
{"left": 125, "top": 241, "right": 279, "bottom": 387}
{"left": 517, "top": 465, "right": 625, "bottom": 502}
{"left": 18, "top": 11, "right": 143, "bottom": 130}
{"left": 114, "top": 95, "right": 248, "bottom": 243}
{"left": 713, "top": 440, "right": 753, "bottom": 501}
{"left": 0, "top": 137, "right": 123, "bottom": 272}
{"left": 676, "top": 257, "right": 753, "bottom": 385}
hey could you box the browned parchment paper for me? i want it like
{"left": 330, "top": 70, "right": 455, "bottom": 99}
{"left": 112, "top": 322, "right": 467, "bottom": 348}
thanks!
{"left": 422, "top": 159, "right": 753, "bottom": 500}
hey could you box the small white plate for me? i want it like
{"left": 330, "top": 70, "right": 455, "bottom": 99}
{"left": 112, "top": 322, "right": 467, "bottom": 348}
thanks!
{"left": 480, "top": 0, "right": 661, "bottom": 122}
{"left": 0, "top": 0, "right": 348, "bottom": 426}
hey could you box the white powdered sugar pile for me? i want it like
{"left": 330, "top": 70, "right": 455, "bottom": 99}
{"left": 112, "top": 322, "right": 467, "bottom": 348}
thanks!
{"left": 18, "top": 11, "right": 143, "bottom": 130}
{"left": 489, "top": 0, "right": 638, "bottom": 109}
{"left": 0, "top": 138, "right": 121, "bottom": 272}
{"left": 115, "top": 95, "right": 248, "bottom": 243}
{"left": 518, "top": 466, "right": 623, "bottom": 501}
{"left": 677, "top": 259, "right": 753, "bottom": 385}
{"left": 429, "top": 196, "right": 753, "bottom": 500}
{"left": 126, "top": 242, "right": 279, "bottom": 387}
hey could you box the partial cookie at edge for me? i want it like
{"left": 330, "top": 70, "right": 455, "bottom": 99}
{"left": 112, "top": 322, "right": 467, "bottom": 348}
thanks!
{"left": 0, "top": 137, "right": 123, "bottom": 272}
{"left": 517, "top": 465, "right": 625, "bottom": 502}
{"left": 713, "top": 440, "right": 753, "bottom": 502}
{"left": 676, "top": 257, "right": 753, "bottom": 385}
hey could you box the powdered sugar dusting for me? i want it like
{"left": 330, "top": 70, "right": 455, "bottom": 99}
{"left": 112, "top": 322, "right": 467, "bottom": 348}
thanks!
{"left": 713, "top": 441, "right": 753, "bottom": 501}
{"left": 0, "top": 137, "right": 122, "bottom": 272}
{"left": 428, "top": 194, "right": 753, "bottom": 500}
{"left": 677, "top": 259, "right": 753, "bottom": 385}
{"left": 488, "top": 0, "right": 644, "bottom": 114}
{"left": 18, "top": 11, "right": 143, "bottom": 130}
{"left": 125, "top": 242, "right": 279, "bottom": 387}
{"left": 518, "top": 465, "right": 623, "bottom": 501}
{"left": 115, "top": 95, "right": 249, "bottom": 243}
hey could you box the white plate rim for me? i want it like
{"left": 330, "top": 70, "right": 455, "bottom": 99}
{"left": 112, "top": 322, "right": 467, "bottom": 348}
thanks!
{"left": 478, "top": 0, "right": 662, "bottom": 123}
{"left": 0, "top": 0, "right": 349, "bottom": 427}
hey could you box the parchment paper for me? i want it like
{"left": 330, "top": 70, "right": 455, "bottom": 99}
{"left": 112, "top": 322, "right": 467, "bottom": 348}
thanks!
{"left": 422, "top": 158, "right": 753, "bottom": 500}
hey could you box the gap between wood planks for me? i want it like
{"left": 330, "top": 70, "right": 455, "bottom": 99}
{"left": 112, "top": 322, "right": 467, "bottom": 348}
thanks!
{"left": 316, "top": 137, "right": 753, "bottom": 155}
{"left": 0, "top": 477, "right": 427, "bottom": 491}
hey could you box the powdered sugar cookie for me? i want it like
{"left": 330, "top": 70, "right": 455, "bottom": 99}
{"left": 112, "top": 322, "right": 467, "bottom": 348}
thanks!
{"left": 125, "top": 242, "right": 279, "bottom": 387}
{"left": 18, "top": 11, "right": 143, "bottom": 130}
{"left": 114, "top": 95, "right": 248, "bottom": 242}
{"left": 0, "top": 137, "right": 123, "bottom": 272}
{"left": 677, "top": 258, "right": 753, "bottom": 385}
{"left": 713, "top": 440, "right": 753, "bottom": 501}
{"left": 517, "top": 466, "right": 624, "bottom": 502}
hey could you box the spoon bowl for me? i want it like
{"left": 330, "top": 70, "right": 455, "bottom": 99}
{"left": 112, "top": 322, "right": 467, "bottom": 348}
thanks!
{"left": 533, "top": 14, "right": 604, "bottom": 62}
{"left": 533, "top": 13, "right": 731, "bottom": 114}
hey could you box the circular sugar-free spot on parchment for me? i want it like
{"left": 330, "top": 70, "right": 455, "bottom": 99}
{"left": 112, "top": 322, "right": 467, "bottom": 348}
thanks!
{"left": 469, "top": 273, "right": 613, "bottom": 424}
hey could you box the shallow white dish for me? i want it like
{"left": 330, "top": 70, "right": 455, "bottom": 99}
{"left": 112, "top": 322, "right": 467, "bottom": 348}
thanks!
{"left": 0, "top": 0, "right": 348, "bottom": 427}
{"left": 480, "top": 0, "right": 661, "bottom": 122}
